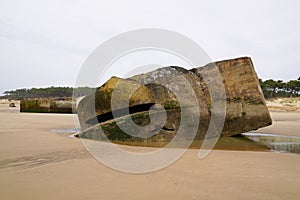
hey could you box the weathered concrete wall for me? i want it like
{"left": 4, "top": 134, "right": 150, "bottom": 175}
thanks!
{"left": 20, "top": 98, "right": 73, "bottom": 113}
{"left": 198, "top": 57, "right": 271, "bottom": 136}
{"left": 78, "top": 57, "right": 272, "bottom": 142}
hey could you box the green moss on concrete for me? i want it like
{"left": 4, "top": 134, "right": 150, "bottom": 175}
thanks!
{"left": 20, "top": 99, "right": 72, "bottom": 113}
{"left": 20, "top": 100, "right": 49, "bottom": 113}
{"left": 163, "top": 100, "right": 180, "bottom": 110}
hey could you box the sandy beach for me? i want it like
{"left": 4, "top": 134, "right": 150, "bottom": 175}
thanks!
{"left": 0, "top": 103, "right": 299, "bottom": 200}
{"left": 252, "top": 111, "right": 300, "bottom": 137}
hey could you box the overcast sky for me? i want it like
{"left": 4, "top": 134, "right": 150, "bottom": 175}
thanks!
{"left": 0, "top": 0, "right": 299, "bottom": 94}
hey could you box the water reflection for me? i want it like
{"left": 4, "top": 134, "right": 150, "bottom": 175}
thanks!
{"left": 50, "top": 128, "right": 81, "bottom": 138}
{"left": 242, "top": 132, "right": 300, "bottom": 154}
{"left": 50, "top": 128, "right": 300, "bottom": 154}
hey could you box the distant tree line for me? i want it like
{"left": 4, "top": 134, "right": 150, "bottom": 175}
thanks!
{"left": 259, "top": 77, "right": 300, "bottom": 99}
{"left": 1, "top": 86, "right": 95, "bottom": 100}
{"left": 1, "top": 77, "right": 300, "bottom": 100}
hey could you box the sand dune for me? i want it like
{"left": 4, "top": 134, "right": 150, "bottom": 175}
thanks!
{"left": 266, "top": 97, "right": 300, "bottom": 111}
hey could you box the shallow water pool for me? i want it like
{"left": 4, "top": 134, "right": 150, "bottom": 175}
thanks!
{"left": 242, "top": 132, "right": 300, "bottom": 154}
{"left": 50, "top": 128, "right": 300, "bottom": 154}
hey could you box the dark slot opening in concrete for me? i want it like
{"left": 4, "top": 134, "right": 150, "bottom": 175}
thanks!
{"left": 86, "top": 103, "right": 155, "bottom": 125}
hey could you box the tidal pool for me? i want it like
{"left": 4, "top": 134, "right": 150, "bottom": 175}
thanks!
{"left": 242, "top": 132, "right": 300, "bottom": 154}
{"left": 50, "top": 129, "right": 300, "bottom": 154}
{"left": 50, "top": 128, "right": 81, "bottom": 138}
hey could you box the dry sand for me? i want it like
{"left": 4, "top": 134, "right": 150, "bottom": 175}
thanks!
{"left": 0, "top": 103, "right": 299, "bottom": 200}
{"left": 253, "top": 111, "right": 300, "bottom": 136}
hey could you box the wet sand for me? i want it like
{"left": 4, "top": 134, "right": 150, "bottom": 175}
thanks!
{"left": 0, "top": 103, "right": 300, "bottom": 200}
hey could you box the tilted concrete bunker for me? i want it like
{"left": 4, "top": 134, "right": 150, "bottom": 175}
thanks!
{"left": 77, "top": 57, "right": 272, "bottom": 143}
